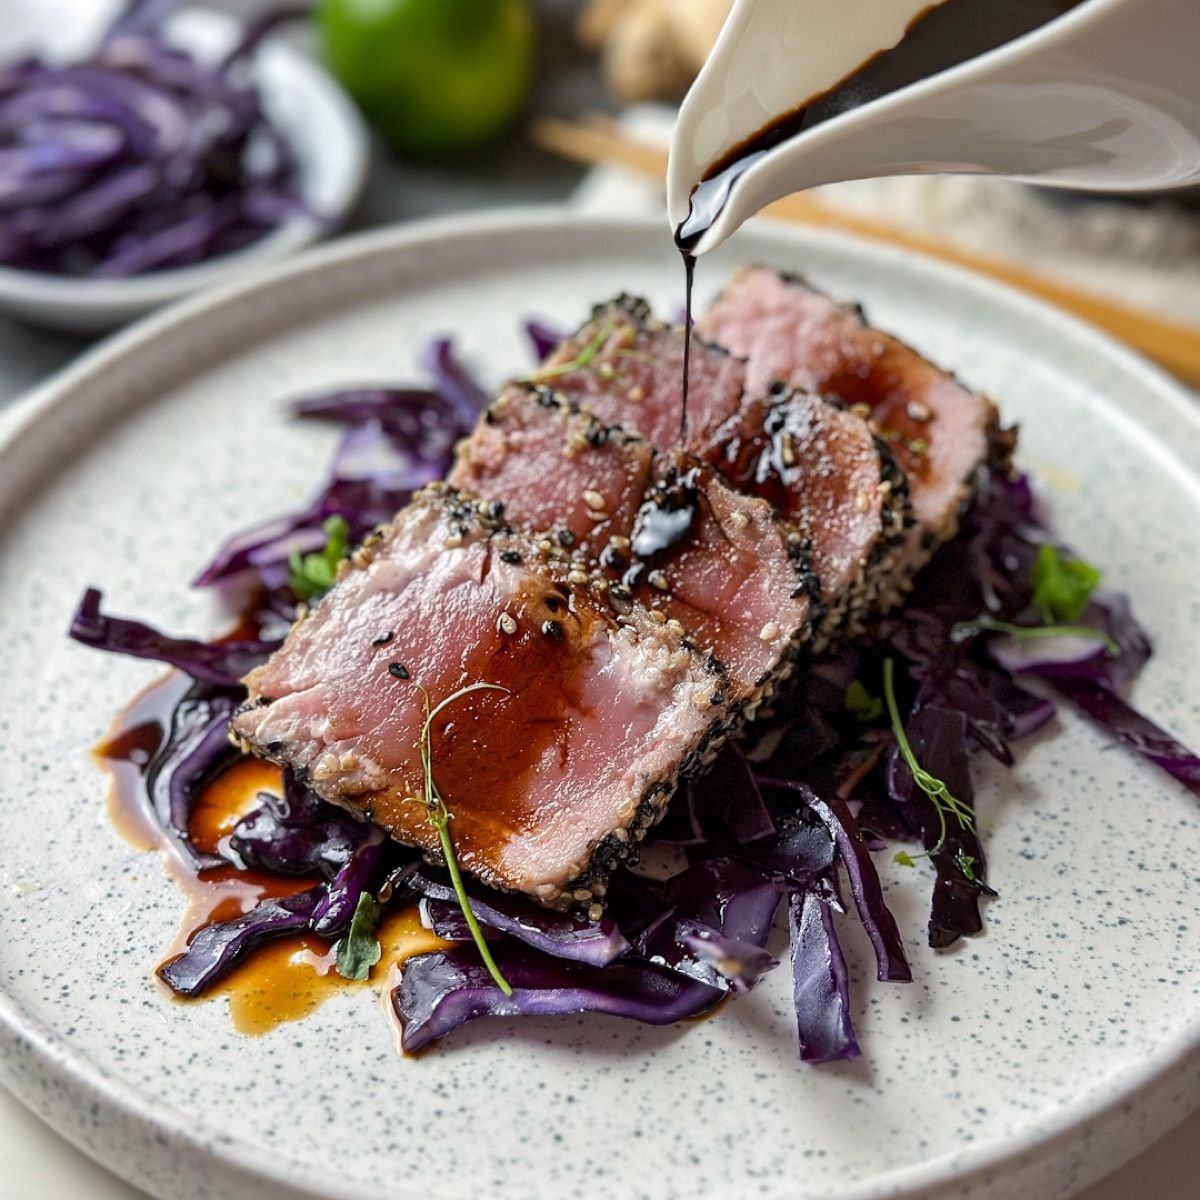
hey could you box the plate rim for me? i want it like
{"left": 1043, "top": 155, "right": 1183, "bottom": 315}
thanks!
{"left": 0, "top": 206, "right": 1197, "bottom": 1200}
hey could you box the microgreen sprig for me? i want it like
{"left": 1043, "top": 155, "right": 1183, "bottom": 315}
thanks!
{"left": 952, "top": 614, "right": 1119, "bottom": 657}
{"left": 883, "top": 657, "right": 978, "bottom": 867}
{"left": 521, "top": 314, "right": 616, "bottom": 383}
{"left": 411, "top": 681, "right": 514, "bottom": 996}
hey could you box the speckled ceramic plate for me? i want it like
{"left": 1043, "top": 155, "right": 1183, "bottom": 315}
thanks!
{"left": 0, "top": 211, "right": 1196, "bottom": 1200}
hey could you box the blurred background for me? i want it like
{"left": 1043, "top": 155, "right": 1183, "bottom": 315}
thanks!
{"left": 0, "top": 0, "right": 1197, "bottom": 405}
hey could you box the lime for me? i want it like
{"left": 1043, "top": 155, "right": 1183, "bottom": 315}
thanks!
{"left": 318, "top": 0, "right": 536, "bottom": 158}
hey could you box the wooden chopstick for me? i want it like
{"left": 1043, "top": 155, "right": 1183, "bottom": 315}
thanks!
{"left": 530, "top": 115, "right": 1200, "bottom": 387}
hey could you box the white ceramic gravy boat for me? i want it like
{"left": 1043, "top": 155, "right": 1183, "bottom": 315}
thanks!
{"left": 668, "top": 0, "right": 1200, "bottom": 255}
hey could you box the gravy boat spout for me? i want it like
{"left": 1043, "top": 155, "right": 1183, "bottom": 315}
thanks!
{"left": 669, "top": 0, "right": 1200, "bottom": 256}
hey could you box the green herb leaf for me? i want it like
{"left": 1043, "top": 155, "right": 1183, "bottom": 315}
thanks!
{"left": 845, "top": 679, "right": 883, "bottom": 722}
{"left": 955, "top": 852, "right": 978, "bottom": 882}
{"left": 883, "top": 657, "right": 978, "bottom": 863}
{"left": 411, "top": 680, "right": 515, "bottom": 997}
{"left": 288, "top": 515, "right": 351, "bottom": 602}
{"left": 335, "top": 891, "right": 382, "bottom": 981}
{"left": 1031, "top": 544, "right": 1102, "bottom": 625}
{"left": 893, "top": 850, "right": 916, "bottom": 868}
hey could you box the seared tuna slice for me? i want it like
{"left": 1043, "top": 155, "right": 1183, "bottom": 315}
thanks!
{"left": 447, "top": 382, "right": 653, "bottom": 560}
{"left": 450, "top": 385, "right": 812, "bottom": 708}
{"left": 746, "top": 389, "right": 909, "bottom": 640}
{"left": 231, "top": 485, "right": 729, "bottom": 910}
{"left": 698, "top": 267, "right": 1011, "bottom": 560}
{"left": 538, "top": 295, "right": 760, "bottom": 464}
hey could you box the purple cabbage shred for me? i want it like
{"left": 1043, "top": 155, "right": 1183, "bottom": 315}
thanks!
{"left": 66, "top": 322, "right": 1200, "bottom": 1063}
{"left": 0, "top": 0, "right": 308, "bottom": 277}
{"left": 393, "top": 944, "right": 724, "bottom": 1054}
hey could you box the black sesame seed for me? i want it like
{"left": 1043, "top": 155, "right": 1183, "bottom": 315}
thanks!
{"left": 500, "top": 549, "right": 522, "bottom": 564}
{"left": 599, "top": 545, "right": 628, "bottom": 571}
{"left": 541, "top": 620, "right": 564, "bottom": 642}
{"left": 556, "top": 528, "right": 576, "bottom": 548}
{"left": 388, "top": 662, "right": 411, "bottom": 680}
{"left": 372, "top": 630, "right": 395, "bottom": 647}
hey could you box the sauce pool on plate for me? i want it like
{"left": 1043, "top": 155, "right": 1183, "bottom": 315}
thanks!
{"left": 95, "top": 672, "right": 449, "bottom": 1038}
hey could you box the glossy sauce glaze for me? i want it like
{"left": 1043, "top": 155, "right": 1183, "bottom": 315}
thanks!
{"left": 96, "top": 673, "right": 447, "bottom": 1036}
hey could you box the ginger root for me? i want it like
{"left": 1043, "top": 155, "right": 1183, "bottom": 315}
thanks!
{"left": 579, "top": 0, "right": 732, "bottom": 103}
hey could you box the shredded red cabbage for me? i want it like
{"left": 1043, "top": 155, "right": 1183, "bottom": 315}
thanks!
{"left": 393, "top": 945, "right": 724, "bottom": 1054}
{"left": 193, "top": 342, "right": 486, "bottom": 595}
{"left": 787, "top": 885, "right": 859, "bottom": 1063}
{"left": 523, "top": 318, "right": 568, "bottom": 363}
{"left": 0, "top": 1, "right": 309, "bottom": 277}
{"left": 146, "top": 681, "right": 242, "bottom": 870}
{"left": 67, "top": 333, "right": 1200, "bottom": 1064}
{"left": 228, "top": 768, "right": 370, "bottom": 879}
{"left": 158, "top": 886, "right": 325, "bottom": 997}
{"left": 69, "top": 587, "right": 276, "bottom": 686}
{"left": 415, "top": 869, "right": 631, "bottom": 967}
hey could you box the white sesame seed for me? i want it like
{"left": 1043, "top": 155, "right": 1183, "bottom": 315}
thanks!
{"left": 729, "top": 509, "right": 752, "bottom": 529}
{"left": 759, "top": 621, "right": 781, "bottom": 642}
{"left": 443, "top": 532, "right": 463, "bottom": 549}
{"left": 627, "top": 385, "right": 645, "bottom": 402}
{"left": 587, "top": 903, "right": 604, "bottom": 922}
{"left": 648, "top": 570, "right": 669, "bottom": 591}
{"left": 907, "top": 400, "right": 932, "bottom": 422}
{"left": 497, "top": 612, "right": 517, "bottom": 635}
{"left": 856, "top": 491, "right": 871, "bottom": 513}
{"left": 583, "top": 489, "right": 605, "bottom": 510}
